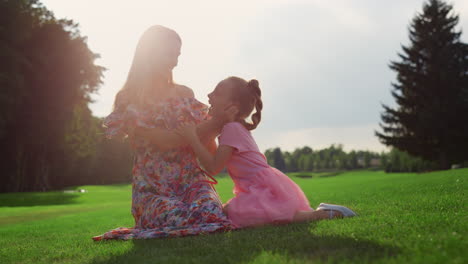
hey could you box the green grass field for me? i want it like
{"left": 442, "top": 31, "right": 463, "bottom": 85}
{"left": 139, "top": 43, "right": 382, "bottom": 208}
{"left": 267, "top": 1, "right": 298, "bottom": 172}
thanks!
{"left": 0, "top": 169, "right": 466, "bottom": 264}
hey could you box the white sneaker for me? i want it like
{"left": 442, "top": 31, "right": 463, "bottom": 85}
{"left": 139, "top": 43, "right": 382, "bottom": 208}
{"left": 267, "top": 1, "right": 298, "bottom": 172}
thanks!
{"left": 316, "top": 203, "right": 357, "bottom": 217}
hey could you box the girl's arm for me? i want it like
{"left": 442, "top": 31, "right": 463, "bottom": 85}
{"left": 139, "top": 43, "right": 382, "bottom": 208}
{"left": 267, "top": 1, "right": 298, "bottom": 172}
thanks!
{"left": 205, "top": 138, "right": 218, "bottom": 154}
{"left": 133, "top": 118, "right": 224, "bottom": 151}
{"left": 176, "top": 124, "right": 233, "bottom": 175}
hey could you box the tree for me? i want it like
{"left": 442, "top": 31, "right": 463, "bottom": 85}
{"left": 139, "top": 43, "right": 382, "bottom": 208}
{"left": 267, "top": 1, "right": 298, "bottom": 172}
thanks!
{"left": 376, "top": 0, "right": 468, "bottom": 170}
{"left": 0, "top": 0, "right": 105, "bottom": 192}
{"left": 385, "top": 148, "right": 436, "bottom": 172}
{"left": 348, "top": 151, "right": 358, "bottom": 169}
{"left": 303, "top": 154, "right": 314, "bottom": 171}
{"left": 338, "top": 153, "right": 348, "bottom": 170}
{"left": 283, "top": 151, "right": 293, "bottom": 172}
{"left": 272, "top": 148, "right": 286, "bottom": 171}
{"left": 380, "top": 151, "right": 389, "bottom": 170}
{"left": 364, "top": 152, "right": 372, "bottom": 168}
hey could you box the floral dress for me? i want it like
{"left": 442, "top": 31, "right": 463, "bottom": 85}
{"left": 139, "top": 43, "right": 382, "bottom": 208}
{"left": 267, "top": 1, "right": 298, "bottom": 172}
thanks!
{"left": 92, "top": 97, "right": 233, "bottom": 241}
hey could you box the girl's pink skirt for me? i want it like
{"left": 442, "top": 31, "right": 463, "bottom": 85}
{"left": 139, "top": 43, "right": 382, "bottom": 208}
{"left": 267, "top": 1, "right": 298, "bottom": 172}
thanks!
{"left": 225, "top": 167, "right": 313, "bottom": 228}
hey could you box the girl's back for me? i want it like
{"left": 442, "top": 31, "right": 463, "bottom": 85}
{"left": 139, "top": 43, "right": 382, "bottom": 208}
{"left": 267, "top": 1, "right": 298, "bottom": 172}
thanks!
{"left": 218, "top": 122, "right": 269, "bottom": 180}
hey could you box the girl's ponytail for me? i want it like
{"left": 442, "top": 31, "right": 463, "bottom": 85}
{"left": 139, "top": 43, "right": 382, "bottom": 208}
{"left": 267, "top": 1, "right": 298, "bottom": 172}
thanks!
{"left": 225, "top": 76, "right": 263, "bottom": 130}
{"left": 246, "top": 79, "right": 262, "bottom": 130}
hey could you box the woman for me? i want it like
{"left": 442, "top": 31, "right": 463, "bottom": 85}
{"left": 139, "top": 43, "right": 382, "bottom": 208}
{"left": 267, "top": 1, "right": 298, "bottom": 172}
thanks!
{"left": 92, "top": 25, "right": 232, "bottom": 241}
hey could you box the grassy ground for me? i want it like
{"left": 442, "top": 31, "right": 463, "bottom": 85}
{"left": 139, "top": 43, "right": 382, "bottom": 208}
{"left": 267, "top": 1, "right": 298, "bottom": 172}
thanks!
{"left": 0, "top": 169, "right": 466, "bottom": 264}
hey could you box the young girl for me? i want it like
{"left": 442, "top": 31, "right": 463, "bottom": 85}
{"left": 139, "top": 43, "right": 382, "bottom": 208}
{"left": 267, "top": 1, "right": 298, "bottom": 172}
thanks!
{"left": 176, "top": 76, "right": 356, "bottom": 228}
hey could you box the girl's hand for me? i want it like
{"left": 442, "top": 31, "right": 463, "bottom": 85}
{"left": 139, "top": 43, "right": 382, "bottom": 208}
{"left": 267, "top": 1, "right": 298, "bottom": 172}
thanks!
{"left": 175, "top": 122, "right": 198, "bottom": 142}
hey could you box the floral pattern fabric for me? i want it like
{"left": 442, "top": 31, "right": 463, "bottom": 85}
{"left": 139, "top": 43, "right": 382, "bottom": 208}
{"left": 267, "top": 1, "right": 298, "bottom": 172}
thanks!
{"left": 92, "top": 97, "right": 233, "bottom": 241}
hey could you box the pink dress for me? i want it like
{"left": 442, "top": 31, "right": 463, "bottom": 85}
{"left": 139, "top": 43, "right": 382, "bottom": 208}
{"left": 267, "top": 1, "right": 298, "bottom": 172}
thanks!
{"left": 219, "top": 122, "right": 313, "bottom": 228}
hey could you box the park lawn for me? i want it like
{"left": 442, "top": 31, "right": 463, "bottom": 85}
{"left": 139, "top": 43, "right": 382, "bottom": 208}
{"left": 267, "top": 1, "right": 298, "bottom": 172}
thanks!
{"left": 0, "top": 169, "right": 466, "bottom": 264}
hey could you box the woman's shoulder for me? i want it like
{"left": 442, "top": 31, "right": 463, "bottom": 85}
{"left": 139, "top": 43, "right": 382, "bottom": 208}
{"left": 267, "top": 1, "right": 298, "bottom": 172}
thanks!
{"left": 175, "top": 84, "right": 194, "bottom": 98}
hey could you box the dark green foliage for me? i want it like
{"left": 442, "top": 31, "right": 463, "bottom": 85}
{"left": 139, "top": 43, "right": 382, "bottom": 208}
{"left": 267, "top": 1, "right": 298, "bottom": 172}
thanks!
{"left": 264, "top": 145, "right": 385, "bottom": 173}
{"left": 0, "top": 0, "right": 133, "bottom": 192}
{"left": 376, "top": 0, "right": 468, "bottom": 169}
{"left": 272, "top": 147, "right": 286, "bottom": 171}
{"left": 264, "top": 147, "right": 287, "bottom": 171}
{"left": 383, "top": 148, "right": 438, "bottom": 173}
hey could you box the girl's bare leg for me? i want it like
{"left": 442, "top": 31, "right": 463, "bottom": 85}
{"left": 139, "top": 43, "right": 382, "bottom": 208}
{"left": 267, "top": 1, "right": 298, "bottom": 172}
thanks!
{"left": 293, "top": 210, "right": 343, "bottom": 223}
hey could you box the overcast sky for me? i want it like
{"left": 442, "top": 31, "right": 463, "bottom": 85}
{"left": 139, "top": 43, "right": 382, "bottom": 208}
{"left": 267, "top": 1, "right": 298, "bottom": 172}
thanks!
{"left": 41, "top": 0, "right": 468, "bottom": 153}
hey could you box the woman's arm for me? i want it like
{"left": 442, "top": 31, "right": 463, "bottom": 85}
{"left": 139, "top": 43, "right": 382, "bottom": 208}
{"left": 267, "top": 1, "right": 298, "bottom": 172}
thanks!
{"left": 133, "top": 118, "right": 224, "bottom": 151}
{"left": 176, "top": 124, "right": 233, "bottom": 175}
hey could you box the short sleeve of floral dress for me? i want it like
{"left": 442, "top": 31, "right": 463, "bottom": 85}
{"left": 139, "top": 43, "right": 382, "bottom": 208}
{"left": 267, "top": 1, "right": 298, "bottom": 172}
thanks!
{"left": 92, "top": 97, "right": 233, "bottom": 241}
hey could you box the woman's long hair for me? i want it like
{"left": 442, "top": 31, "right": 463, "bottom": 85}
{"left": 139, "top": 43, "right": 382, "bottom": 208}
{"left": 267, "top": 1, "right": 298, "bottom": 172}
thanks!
{"left": 113, "top": 25, "right": 181, "bottom": 111}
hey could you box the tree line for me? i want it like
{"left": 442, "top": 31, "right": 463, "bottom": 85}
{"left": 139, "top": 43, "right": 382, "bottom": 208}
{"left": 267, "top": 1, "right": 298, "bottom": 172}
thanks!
{"left": 263, "top": 145, "right": 457, "bottom": 173}
{"left": 265, "top": 145, "right": 381, "bottom": 172}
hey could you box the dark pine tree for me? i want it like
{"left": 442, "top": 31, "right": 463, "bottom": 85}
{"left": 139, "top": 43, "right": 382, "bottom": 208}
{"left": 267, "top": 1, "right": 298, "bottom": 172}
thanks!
{"left": 376, "top": 0, "right": 468, "bottom": 170}
{"left": 272, "top": 147, "right": 286, "bottom": 172}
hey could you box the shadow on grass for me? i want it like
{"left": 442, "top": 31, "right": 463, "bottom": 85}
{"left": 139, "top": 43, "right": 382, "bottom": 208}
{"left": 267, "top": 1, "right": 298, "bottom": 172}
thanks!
{"left": 90, "top": 222, "right": 399, "bottom": 264}
{"left": 290, "top": 171, "right": 345, "bottom": 179}
{"left": 293, "top": 174, "right": 313, "bottom": 178}
{"left": 319, "top": 171, "right": 344, "bottom": 178}
{"left": 0, "top": 191, "right": 80, "bottom": 207}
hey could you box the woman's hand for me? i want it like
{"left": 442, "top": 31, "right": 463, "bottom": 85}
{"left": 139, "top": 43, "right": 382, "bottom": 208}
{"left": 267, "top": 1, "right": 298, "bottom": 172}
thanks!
{"left": 224, "top": 104, "right": 239, "bottom": 122}
{"left": 213, "top": 104, "right": 239, "bottom": 124}
{"left": 175, "top": 122, "right": 198, "bottom": 143}
{"left": 176, "top": 121, "right": 234, "bottom": 176}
